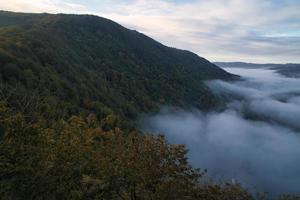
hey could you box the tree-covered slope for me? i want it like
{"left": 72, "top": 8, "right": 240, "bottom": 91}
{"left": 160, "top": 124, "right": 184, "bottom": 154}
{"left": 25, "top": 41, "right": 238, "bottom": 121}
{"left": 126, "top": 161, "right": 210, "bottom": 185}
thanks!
{"left": 1, "top": 11, "right": 299, "bottom": 199}
{"left": 0, "top": 11, "right": 232, "bottom": 121}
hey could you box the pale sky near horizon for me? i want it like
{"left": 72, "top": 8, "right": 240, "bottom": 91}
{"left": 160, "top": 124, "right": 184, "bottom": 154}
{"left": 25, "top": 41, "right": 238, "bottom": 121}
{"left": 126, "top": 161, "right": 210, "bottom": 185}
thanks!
{"left": 1, "top": 0, "right": 300, "bottom": 63}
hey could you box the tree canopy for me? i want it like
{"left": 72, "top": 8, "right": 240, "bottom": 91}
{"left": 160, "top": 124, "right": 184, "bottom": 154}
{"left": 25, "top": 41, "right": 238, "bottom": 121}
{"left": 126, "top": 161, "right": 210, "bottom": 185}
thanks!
{"left": 0, "top": 11, "right": 298, "bottom": 200}
{"left": 0, "top": 11, "right": 233, "bottom": 123}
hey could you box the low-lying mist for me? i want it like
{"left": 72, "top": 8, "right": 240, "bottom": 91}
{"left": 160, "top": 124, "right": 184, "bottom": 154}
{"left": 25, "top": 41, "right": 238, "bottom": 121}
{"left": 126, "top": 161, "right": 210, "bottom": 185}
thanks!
{"left": 141, "top": 67, "right": 300, "bottom": 196}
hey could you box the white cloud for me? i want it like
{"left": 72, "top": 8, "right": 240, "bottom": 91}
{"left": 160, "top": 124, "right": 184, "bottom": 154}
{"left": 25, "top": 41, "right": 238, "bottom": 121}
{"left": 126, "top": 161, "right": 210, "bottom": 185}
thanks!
{"left": 0, "top": 0, "right": 87, "bottom": 13}
{"left": 142, "top": 67, "right": 300, "bottom": 195}
{"left": 1, "top": 0, "right": 300, "bottom": 63}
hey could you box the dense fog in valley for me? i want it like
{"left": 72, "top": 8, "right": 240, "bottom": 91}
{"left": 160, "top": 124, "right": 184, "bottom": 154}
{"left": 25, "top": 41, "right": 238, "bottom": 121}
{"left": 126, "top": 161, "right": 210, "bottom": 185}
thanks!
{"left": 142, "top": 67, "right": 300, "bottom": 196}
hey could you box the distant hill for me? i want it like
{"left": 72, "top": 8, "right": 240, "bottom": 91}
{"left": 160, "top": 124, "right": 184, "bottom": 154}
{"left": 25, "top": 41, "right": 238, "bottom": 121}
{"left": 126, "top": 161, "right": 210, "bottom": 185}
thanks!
{"left": 214, "top": 62, "right": 269, "bottom": 69}
{"left": 0, "top": 11, "right": 233, "bottom": 121}
{"left": 215, "top": 62, "right": 300, "bottom": 78}
{"left": 270, "top": 64, "right": 300, "bottom": 78}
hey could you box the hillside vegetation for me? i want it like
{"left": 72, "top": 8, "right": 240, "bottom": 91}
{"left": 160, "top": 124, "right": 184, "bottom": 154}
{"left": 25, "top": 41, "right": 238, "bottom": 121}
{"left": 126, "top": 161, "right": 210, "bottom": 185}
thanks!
{"left": 0, "top": 11, "right": 297, "bottom": 199}
{"left": 0, "top": 11, "right": 232, "bottom": 123}
{"left": 1, "top": 102, "right": 299, "bottom": 200}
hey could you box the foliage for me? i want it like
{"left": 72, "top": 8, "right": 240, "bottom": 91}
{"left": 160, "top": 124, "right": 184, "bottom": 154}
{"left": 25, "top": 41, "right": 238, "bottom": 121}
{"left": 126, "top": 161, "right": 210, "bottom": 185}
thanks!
{"left": 0, "top": 11, "right": 298, "bottom": 200}
{"left": 0, "top": 11, "right": 232, "bottom": 123}
{"left": 0, "top": 102, "right": 201, "bottom": 199}
{"left": 0, "top": 103, "right": 298, "bottom": 200}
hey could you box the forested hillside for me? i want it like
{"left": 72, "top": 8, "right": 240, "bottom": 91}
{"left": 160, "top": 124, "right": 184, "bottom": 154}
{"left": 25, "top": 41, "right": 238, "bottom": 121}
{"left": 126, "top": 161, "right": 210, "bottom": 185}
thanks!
{"left": 0, "top": 103, "right": 253, "bottom": 199}
{"left": 0, "top": 11, "right": 232, "bottom": 123}
{"left": 1, "top": 11, "right": 297, "bottom": 199}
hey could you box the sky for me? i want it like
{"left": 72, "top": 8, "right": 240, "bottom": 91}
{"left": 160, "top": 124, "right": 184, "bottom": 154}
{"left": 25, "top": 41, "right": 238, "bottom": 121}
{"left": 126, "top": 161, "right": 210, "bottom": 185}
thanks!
{"left": 1, "top": 0, "right": 300, "bottom": 63}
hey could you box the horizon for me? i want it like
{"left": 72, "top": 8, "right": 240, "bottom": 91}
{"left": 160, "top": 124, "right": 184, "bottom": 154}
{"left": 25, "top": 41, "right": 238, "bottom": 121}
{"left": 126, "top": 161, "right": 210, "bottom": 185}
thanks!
{"left": 1, "top": 10, "right": 300, "bottom": 65}
{"left": 1, "top": 0, "right": 299, "bottom": 63}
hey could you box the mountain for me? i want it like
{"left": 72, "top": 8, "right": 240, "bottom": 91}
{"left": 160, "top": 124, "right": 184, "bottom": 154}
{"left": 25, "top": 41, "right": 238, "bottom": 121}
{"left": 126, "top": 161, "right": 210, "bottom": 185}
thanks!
{"left": 0, "top": 11, "right": 233, "bottom": 122}
{"left": 214, "top": 62, "right": 268, "bottom": 68}
{"left": 1, "top": 12, "right": 299, "bottom": 200}
{"left": 270, "top": 64, "right": 300, "bottom": 78}
{"left": 215, "top": 62, "right": 300, "bottom": 78}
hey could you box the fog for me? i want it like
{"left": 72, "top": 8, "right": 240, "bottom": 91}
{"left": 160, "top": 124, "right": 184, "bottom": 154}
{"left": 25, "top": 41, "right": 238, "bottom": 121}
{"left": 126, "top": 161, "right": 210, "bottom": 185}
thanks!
{"left": 141, "top": 67, "right": 300, "bottom": 196}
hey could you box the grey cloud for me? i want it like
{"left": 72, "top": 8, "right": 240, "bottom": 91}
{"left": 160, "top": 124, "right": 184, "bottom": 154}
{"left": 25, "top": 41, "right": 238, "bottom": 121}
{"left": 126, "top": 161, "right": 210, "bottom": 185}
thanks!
{"left": 249, "top": 99, "right": 300, "bottom": 130}
{"left": 108, "top": 0, "right": 300, "bottom": 63}
{"left": 288, "top": 96, "right": 300, "bottom": 105}
{"left": 141, "top": 68, "right": 300, "bottom": 196}
{"left": 142, "top": 109, "right": 300, "bottom": 196}
{"left": 3, "top": 0, "right": 300, "bottom": 62}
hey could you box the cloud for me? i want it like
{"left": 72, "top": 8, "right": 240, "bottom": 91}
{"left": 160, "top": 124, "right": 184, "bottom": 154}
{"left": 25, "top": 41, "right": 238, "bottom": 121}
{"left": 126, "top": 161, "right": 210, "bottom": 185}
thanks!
{"left": 288, "top": 96, "right": 300, "bottom": 105}
{"left": 141, "top": 67, "right": 300, "bottom": 196}
{"left": 143, "top": 109, "right": 300, "bottom": 196}
{"left": 100, "top": 0, "right": 300, "bottom": 63}
{"left": 0, "top": 0, "right": 87, "bottom": 13}
{"left": 1, "top": 0, "right": 300, "bottom": 63}
{"left": 249, "top": 99, "right": 300, "bottom": 130}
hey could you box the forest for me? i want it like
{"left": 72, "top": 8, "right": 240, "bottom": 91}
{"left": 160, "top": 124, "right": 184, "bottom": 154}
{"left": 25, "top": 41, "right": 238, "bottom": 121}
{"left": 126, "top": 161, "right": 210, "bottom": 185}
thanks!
{"left": 0, "top": 11, "right": 298, "bottom": 199}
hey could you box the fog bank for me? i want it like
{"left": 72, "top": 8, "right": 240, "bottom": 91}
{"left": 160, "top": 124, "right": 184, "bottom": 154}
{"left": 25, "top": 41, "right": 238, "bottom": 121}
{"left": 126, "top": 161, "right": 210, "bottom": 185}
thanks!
{"left": 141, "top": 67, "right": 300, "bottom": 196}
